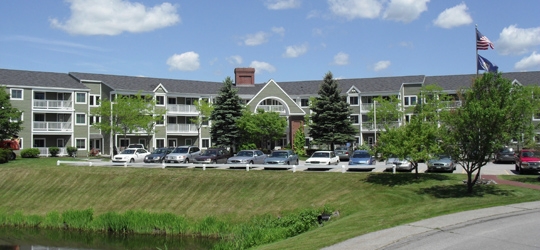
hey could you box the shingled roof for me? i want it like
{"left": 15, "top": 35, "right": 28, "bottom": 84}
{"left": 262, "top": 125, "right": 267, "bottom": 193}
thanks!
{"left": 0, "top": 68, "right": 88, "bottom": 90}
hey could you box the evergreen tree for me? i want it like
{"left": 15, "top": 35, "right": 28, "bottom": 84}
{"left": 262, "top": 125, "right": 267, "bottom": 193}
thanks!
{"left": 309, "top": 72, "right": 357, "bottom": 150}
{"left": 210, "top": 77, "right": 244, "bottom": 151}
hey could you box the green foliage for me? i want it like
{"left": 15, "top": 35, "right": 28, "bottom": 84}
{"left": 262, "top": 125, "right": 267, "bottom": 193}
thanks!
{"left": 66, "top": 146, "right": 77, "bottom": 157}
{"left": 62, "top": 208, "right": 94, "bottom": 230}
{"left": 309, "top": 72, "right": 357, "bottom": 150}
{"left": 367, "top": 95, "right": 401, "bottom": 130}
{"left": 0, "top": 86, "right": 23, "bottom": 140}
{"left": 49, "top": 146, "right": 60, "bottom": 157}
{"left": 20, "top": 148, "right": 40, "bottom": 158}
{"left": 239, "top": 143, "right": 257, "bottom": 150}
{"left": 293, "top": 125, "right": 306, "bottom": 156}
{"left": 210, "top": 77, "right": 244, "bottom": 150}
{"left": 237, "top": 109, "right": 287, "bottom": 149}
{"left": 0, "top": 148, "right": 11, "bottom": 163}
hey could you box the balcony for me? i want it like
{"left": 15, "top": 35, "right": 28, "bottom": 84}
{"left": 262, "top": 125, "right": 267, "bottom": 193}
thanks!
{"left": 257, "top": 105, "right": 286, "bottom": 114}
{"left": 167, "top": 104, "right": 198, "bottom": 114}
{"left": 34, "top": 100, "right": 73, "bottom": 110}
{"left": 361, "top": 121, "right": 400, "bottom": 131}
{"left": 34, "top": 122, "right": 72, "bottom": 132}
{"left": 166, "top": 124, "right": 198, "bottom": 133}
{"left": 441, "top": 101, "right": 462, "bottom": 109}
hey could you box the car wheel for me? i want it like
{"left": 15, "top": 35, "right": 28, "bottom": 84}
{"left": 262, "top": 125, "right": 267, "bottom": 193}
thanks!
{"left": 130, "top": 158, "right": 135, "bottom": 163}
{"left": 515, "top": 164, "right": 520, "bottom": 172}
{"left": 9, "top": 152, "right": 16, "bottom": 161}
{"left": 185, "top": 158, "right": 189, "bottom": 163}
{"left": 287, "top": 161, "right": 290, "bottom": 165}
{"left": 212, "top": 159, "right": 217, "bottom": 164}
{"left": 295, "top": 160, "right": 299, "bottom": 165}
{"left": 249, "top": 160, "right": 254, "bottom": 164}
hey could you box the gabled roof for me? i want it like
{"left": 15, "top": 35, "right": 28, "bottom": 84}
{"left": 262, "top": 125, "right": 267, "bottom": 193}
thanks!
{"left": 277, "top": 75, "right": 426, "bottom": 95}
{"left": 0, "top": 68, "right": 89, "bottom": 90}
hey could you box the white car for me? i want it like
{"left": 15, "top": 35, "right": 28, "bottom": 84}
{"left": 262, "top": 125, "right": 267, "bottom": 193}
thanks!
{"left": 113, "top": 148, "right": 150, "bottom": 163}
{"left": 305, "top": 151, "right": 340, "bottom": 165}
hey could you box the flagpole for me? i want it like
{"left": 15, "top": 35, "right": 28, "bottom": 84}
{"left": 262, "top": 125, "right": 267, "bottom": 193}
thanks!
{"left": 475, "top": 24, "right": 479, "bottom": 77}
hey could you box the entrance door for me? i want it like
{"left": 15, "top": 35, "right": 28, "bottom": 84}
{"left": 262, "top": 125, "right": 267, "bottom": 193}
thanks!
{"left": 367, "top": 137, "right": 374, "bottom": 147}
{"left": 168, "top": 139, "right": 177, "bottom": 148}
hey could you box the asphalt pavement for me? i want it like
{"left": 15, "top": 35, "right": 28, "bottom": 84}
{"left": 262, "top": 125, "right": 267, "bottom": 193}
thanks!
{"left": 323, "top": 201, "right": 540, "bottom": 250}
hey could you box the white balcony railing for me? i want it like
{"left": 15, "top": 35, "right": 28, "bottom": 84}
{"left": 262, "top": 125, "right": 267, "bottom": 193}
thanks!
{"left": 33, "top": 122, "right": 72, "bottom": 132}
{"left": 166, "top": 124, "right": 198, "bottom": 133}
{"left": 361, "top": 121, "right": 400, "bottom": 131}
{"left": 257, "top": 105, "right": 286, "bottom": 113}
{"left": 37, "top": 147, "right": 68, "bottom": 157}
{"left": 167, "top": 104, "right": 198, "bottom": 114}
{"left": 33, "top": 100, "right": 73, "bottom": 110}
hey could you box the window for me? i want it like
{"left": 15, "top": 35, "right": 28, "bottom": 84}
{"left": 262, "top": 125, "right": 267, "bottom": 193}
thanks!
{"left": 156, "top": 95, "right": 165, "bottom": 106}
{"left": 156, "top": 115, "right": 164, "bottom": 125}
{"left": 168, "top": 116, "right": 177, "bottom": 124}
{"left": 75, "top": 92, "right": 87, "bottom": 104}
{"left": 89, "top": 116, "right": 100, "bottom": 125}
{"left": 185, "top": 139, "right": 192, "bottom": 146}
{"left": 156, "top": 139, "right": 165, "bottom": 148}
{"left": 57, "top": 139, "right": 65, "bottom": 147}
{"left": 120, "top": 139, "right": 130, "bottom": 148}
{"left": 89, "top": 95, "right": 100, "bottom": 106}
{"left": 404, "top": 114, "right": 413, "bottom": 123}
{"left": 168, "top": 139, "right": 177, "bottom": 147}
{"left": 168, "top": 97, "right": 177, "bottom": 105}
{"left": 34, "top": 113, "right": 45, "bottom": 122}
{"left": 10, "top": 112, "right": 23, "bottom": 123}
{"left": 34, "top": 138, "right": 45, "bottom": 148}
{"left": 10, "top": 89, "right": 23, "bottom": 100}
{"left": 404, "top": 96, "right": 417, "bottom": 106}
{"left": 202, "top": 139, "right": 210, "bottom": 148}
{"left": 34, "top": 92, "right": 45, "bottom": 100}
{"left": 75, "top": 113, "right": 86, "bottom": 125}
{"left": 76, "top": 138, "right": 86, "bottom": 150}
{"left": 350, "top": 115, "right": 359, "bottom": 124}
{"left": 349, "top": 96, "right": 359, "bottom": 105}
{"left": 300, "top": 98, "right": 309, "bottom": 107}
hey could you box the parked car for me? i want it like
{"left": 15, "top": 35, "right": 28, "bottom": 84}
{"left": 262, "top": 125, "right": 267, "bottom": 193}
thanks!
{"left": 494, "top": 147, "right": 516, "bottom": 164}
{"left": 193, "top": 148, "right": 230, "bottom": 164}
{"left": 334, "top": 146, "right": 351, "bottom": 161}
{"left": 305, "top": 151, "right": 340, "bottom": 165}
{"left": 144, "top": 147, "right": 173, "bottom": 163}
{"left": 127, "top": 144, "right": 145, "bottom": 149}
{"left": 426, "top": 154, "right": 456, "bottom": 173}
{"left": 165, "top": 146, "right": 201, "bottom": 163}
{"left": 264, "top": 150, "right": 299, "bottom": 165}
{"left": 385, "top": 156, "right": 414, "bottom": 172}
{"left": 348, "top": 150, "right": 376, "bottom": 170}
{"left": 227, "top": 150, "right": 267, "bottom": 164}
{"left": 515, "top": 149, "right": 540, "bottom": 174}
{"left": 113, "top": 148, "right": 150, "bottom": 163}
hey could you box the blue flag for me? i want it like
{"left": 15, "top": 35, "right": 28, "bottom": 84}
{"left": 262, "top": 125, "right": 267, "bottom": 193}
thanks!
{"left": 477, "top": 55, "right": 498, "bottom": 73}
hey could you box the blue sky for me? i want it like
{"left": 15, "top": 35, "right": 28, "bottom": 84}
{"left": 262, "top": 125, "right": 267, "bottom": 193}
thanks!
{"left": 1, "top": 0, "right": 540, "bottom": 83}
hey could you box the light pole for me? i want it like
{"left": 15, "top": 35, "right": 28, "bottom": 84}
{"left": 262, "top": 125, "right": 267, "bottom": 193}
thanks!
{"left": 374, "top": 100, "right": 377, "bottom": 145}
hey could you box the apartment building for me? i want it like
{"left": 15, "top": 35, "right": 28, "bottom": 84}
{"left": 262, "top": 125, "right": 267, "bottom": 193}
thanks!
{"left": 2, "top": 68, "right": 540, "bottom": 157}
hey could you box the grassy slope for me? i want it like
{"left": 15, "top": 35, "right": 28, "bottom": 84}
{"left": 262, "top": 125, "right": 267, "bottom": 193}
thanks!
{"left": 2, "top": 158, "right": 540, "bottom": 249}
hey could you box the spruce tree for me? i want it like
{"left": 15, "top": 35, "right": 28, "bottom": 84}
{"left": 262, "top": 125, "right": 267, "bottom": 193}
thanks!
{"left": 210, "top": 77, "right": 244, "bottom": 151}
{"left": 309, "top": 72, "right": 357, "bottom": 150}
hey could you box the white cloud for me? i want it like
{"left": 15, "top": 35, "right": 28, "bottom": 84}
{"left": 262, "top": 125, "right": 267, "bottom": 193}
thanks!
{"left": 249, "top": 61, "right": 276, "bottom": 74}
{"left": 497, "top": 25, "right": 540, "bottom": 55}
{"left": 283, "top": 44, "right": 308, "bottom": 58}
{"left": 515, "top": 51, "right": 540, "bottom": 71}
{"left": 433, "top": 3, "right": 472, "bottom": 29}
{"left": 272, "top": 27, "right": 285, "bottom": 36}
{"left": 50, "top": 0, "right": 180, "bottom": 36}
{"left": 333, "top": 52, "right": 349, "bottom": 65}
{"left": 243, "top": 31, "right": 270, "bottom": 46}
{"left": 328, "top": 0, "right": 382, "bottom": 20}
{"left": 265, "top": 0, "right": 301, "bottom": 10}
{"left": 373, "top": 60, "right": 391, "bottom": 71}
{"left": 383, "top": 0, "right": 429, "bottom": 23}
{"left": 227, "top": 55, "right": 243, "bottom": 65}
{"left": 166, "top": 51, "right": 200, "bottom": 71}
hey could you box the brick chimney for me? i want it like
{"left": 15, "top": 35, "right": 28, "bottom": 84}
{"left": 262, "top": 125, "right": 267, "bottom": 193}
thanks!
{"left": 234, "top": 67, "right": 255, "bottom": 86}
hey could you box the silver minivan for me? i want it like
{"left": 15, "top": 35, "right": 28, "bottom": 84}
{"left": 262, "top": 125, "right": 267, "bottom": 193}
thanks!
{"left": 165, "top": 146, "right": 201, "bottom": 163}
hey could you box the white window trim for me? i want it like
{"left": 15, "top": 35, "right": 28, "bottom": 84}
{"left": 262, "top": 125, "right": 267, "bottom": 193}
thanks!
{"left": 155, "top": 95, "right": 166, "bottom": 106}
{"left": 351, "top": 115, "right": 360, "bottom": 124}
{"left": 403, "top": 95, "right": 417, "bottom": 107}
{"left": 75, "top": 92, "right": 87, "bottom": 104}
{"left": 75, "top": 113, "right": 87, "bottom": 125}
{"left": 155, "top": 138, "right": 165, "bottom": 148}
{"left": 349, "top": 96, "right": 359, "bottom": 106}
{"left": 57, "top": 138, "right": 65, "bottom": 148}
{"left": 10, "top": 89, "right": 23, "bottom": 100}
{"left": 201, "top": 138, "right": 210, "bottom": 148}
{"left": 300, "top": 98, "right": 310, "bottom": 107}
{"left": 34, "top": 138, "right": 46, "bottom": 148}
{"left": 75, "top": 138, "right": 87, "bottom": 150}
{"left": 185, "top": 139, "right": 192, "bottom": 146}
{"left": 10, "top": 112, "right": 23, "bottom": 123}
{"left": 89, "top": 94, "right": 101, "bottom": 107}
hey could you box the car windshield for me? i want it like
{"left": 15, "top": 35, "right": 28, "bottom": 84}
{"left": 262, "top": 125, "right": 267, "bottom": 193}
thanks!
{"left": 522, "top": 151, "right": 540, "bottom": 157}
{"left": 271, "top": 152, "right": 289, "bottom": 158}
{"left": 312, "top": 152, "right": 330, "bottom": 158}
{"left": 435, "top": 154, "right": 451, "bottom": 159}
{"left": 335, "top": 147, "right": 348, "bottom": 151}
{"left": 237, "top": 151, "right": 253, "bottom": 157}
{"left": 172, "top": 147, "right": 188, "bottom": 153}
{"left": 202, "top": 150, "right": 218, "bottom": 156}
{"left": 352, "top": 152, "right": 371, "bottom": 158}
{"left": 500, "top": 148, "right": 514, "bottom": 153}
{"left": 122, "top": 149, "right": 135, "bottom": 154}
{"left": 151, "top": 148, "right": 167, "bottom": 154}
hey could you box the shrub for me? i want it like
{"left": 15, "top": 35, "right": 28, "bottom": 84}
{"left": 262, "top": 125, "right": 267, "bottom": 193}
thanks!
{"left": 49, "top": 147, "right": 60, "bottom": 157}
{"left": 20, "top": 148, "right": 40, "bottom": 158}
{"left": 0, "top": 149, "right": 11, "bottom": 163}
{"left": 67, "top": 146, "right": 77, "bottom": 157}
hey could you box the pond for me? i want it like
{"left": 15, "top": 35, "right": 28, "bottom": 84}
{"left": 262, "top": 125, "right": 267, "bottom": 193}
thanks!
{"left": 0, "top": 227, "right": 222, "bottom": 250}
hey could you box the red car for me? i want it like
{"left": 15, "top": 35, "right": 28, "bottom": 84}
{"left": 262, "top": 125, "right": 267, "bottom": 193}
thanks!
{"left": 515, "top": 149, "right": 540, "bottom": 174}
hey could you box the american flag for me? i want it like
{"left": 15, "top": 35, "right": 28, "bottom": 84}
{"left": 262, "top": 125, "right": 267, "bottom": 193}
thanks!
{"left": 476, "top": 29, "right": 494, "bottom": 50}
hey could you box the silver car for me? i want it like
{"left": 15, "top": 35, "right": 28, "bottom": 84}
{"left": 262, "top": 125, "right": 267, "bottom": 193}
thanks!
{"left": 165, "top": 146, "right": 201, "bottom": 163}
{"left": 385, "top": 156, "right": 414, "bottom": 172}
{"left": 426, "top": 155, "right": 456, "bottom": 173}
{"left": 227, "top": 150, "right": 267, "bottom": 164}
{"left": 264, "top": 150, "right": 299, "bottom": 165}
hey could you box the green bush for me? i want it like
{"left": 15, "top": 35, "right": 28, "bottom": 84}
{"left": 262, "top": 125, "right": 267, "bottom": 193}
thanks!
{"left": 0, "top": 149, "right": 11, "bottom": 163}
{"left": 67, "top": 146, "right": 77, "bottom": 157}
{"left": 20, "top": 148, "right": 40, "bottom": 158}
{"left": 49, "top": 147, "right": 60, "bottom": 157}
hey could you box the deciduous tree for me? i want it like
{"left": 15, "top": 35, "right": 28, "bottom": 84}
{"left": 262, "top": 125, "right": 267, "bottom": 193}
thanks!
{"left": 0, "top": 86, "right": 23, "bottom": 140}
{"left": 237, "top": 109, "right": 287, "bottom": 150}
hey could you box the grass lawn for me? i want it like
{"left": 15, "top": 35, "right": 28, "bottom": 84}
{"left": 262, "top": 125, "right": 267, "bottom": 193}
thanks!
{"left": 2, "top": 157, "right": 540, "bottom": 249}
{"left": 499, "top": 174, "right": 540, "bottom": 185}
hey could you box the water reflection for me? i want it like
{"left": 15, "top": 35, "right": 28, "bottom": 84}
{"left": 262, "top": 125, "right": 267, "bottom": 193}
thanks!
{"left": 0, "top": 227, "right": 220, "bottom": 250}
